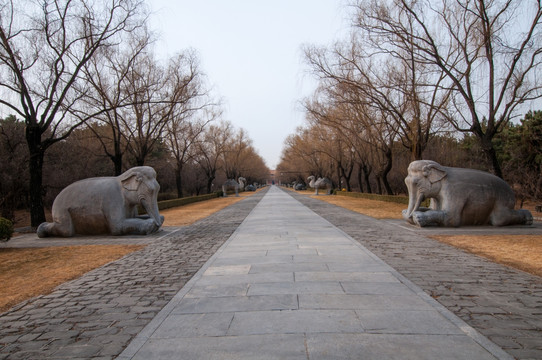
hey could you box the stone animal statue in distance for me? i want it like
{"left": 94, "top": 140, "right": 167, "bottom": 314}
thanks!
{"left": 37, "top": 166, "right": 164, "bottom": 237}
{"left": 403, "top": 160, "right": 533, "bottom": 227}
{"left": 307, "top": 176, "right": 333, "bottom": 195}
{"left": 222, "top": 177, "right": 245, "bottom": 197}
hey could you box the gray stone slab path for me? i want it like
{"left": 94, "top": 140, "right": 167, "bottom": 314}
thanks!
{"left": 119, "top": 186, "right": 511, "bottom": 360}
{"left": 289, "top": 191, "right": 542, "bottom": 360}
{"left": 0, "top": 190, "right": 267, "bottom": 359}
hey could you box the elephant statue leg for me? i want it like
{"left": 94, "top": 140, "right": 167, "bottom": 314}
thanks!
{"left": 109, "top": 216, "right": 163, "bottom": 236}
{"left": 490, "top": 208, "right": 533, "bottom": 226}
{"left": 36, "top": 211, "right": 75, "bottom": 238}
{"left": 409, "top": 209, "right": 447, "bottom": 227}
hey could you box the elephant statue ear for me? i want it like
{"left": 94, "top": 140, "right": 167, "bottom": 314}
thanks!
{"left": 423, "top": 163, "right": 447, "bottom": 183}
{"left": 121, "top": 173, "right": 142, "bottom": 191}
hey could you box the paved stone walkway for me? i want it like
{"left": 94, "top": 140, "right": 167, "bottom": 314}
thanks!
{"left": 0, "top": 186, "right": 540, "bottom": 359}
{"left": 119, "top": 186, "right": 511, "bottom": 359}
{"left": 0, "top": 189, "right": 267, "bottom": 359}
{"left": 289, "top": 191, "right": 542, "bottom": 360}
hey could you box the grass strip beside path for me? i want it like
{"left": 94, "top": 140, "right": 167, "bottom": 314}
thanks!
{"left": 0, "top": 245, "right": 145, "bottom": 313}
{"left": 305, "top": 190, "right": 542, "bottom": 278}
{"left": 431, "top": 235, "right": 542, "bottom": 277}
{"left": 1, "top": 191, "right": 259, "bottom": 313}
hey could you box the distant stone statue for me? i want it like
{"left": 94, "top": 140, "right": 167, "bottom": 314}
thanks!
{"left": 222, "top": 177, "right": 245, "bottom": 197}
{"left": 307, "top": 176, "right": 333, "bottom": 195}
{"left": 403, "top": 160, "right": 533, "bottom": 227}
{"left": 238, "top": 177, "right": 246, "bottom": 191}
{"left": 37, "top": 166, "right": 164, "bottom": 237}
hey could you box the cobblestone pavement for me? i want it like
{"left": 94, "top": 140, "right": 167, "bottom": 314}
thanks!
{"left": 289, "top": 192, "right": 542, "bottom": 360}
{"left": 0, "top": 189, "right": 267, "bottom": 360}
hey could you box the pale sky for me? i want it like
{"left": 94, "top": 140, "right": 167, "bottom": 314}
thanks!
{"left": 147, "top": 1, "right": 350, "bottom": 169}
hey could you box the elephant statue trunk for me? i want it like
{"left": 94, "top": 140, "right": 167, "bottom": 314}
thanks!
{"left": 139, "top": 192, "right": 162, "bottom": 228}
{"left": 404, "top": 189, "right": 425, "bottom": 221}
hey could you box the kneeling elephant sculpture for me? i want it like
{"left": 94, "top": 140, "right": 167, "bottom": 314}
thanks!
{"left": 37, "top": 166, "right": 164, "bottom": 237}
{"left": 403, "top": 160, "right": 532, "bottom": 227}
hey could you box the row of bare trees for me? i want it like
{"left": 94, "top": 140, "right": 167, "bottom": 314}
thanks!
{"left": 0, "top": 0, "right": 268, "bottom": 226}
{"left": 279, "top": 0, "right": 542, "bottom": 197}
{"left": 0, "top": 114, "right": 269, "bottom": 221}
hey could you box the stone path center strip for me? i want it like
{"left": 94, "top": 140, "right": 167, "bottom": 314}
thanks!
{"left": 118, "top": 186, "right": 512, "bottom": 360}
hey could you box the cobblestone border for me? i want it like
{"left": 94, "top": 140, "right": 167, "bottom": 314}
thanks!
{"left": 289, "top": 191, "right": 542, "bottom": 360}
{"left": 0, "top": 189, "right": 267, "bottom": 360}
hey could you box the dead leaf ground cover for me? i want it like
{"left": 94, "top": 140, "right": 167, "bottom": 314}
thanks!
{"left": 307, "top": 192, "right": 405, "bottom": 219}
{"left": 160, "top": 193, "right": 249, "bottom": 226}
{"left": 304, "top": 190, "right": 542, "bottom": 278}
{"left": 431, "top": 235, "right": 542, "bottom": 277}
{"left": 1, "top": 192, "right": 256, "bottom": 313}
{"left": 0, "top": 245, "right": 145, "bottom": 312}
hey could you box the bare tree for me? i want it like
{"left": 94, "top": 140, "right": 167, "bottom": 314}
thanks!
{"left": 281, "top": 127, "right": 332, "bottom": 180}
{"left": 80, "top": 28, "right": 152, "bottom": 175}
{"left": 222, "top": 128, "right": 251, "bottom": 180}
{"left": 240, "top": 148, "right": 270, "bottom": 186}
{"left": 162, "top": 52, "right": 217, "bottom": 197}
{"left": 120, "top": 52, "right": 169, "bottom": 167}
{"left": 219, "top": 127, "right": 269, "bottom": 185}
{"left": 195, "top": 121, "right": 232, "bottom": 194}
{"left": 304, "top": 35, "right": 450, "bottom": 163}
{"left": 0, "top": 0, "right": 145, "bottom": 226}
{"left": 167, "top": 113, "right": 216, "bottom": 198}
{"left": 303, "top": 86, "right": 399, "bottom": 194}
{"left": 0, "top": 115, "right": 28, "bottom": 219}
{"left": 355, "top": 0, "right": 542, "bottom": 177}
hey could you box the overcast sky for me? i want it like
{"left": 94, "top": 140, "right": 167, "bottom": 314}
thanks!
{"left": 147, "top": 1, "right": 351, "bottom": 169}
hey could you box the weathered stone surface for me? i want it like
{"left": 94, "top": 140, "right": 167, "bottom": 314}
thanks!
{"left": 3, "top": 186, "right": 540, "bottom": 359}
{"left": 37, "top": 166, "right": 164, "bottom": 237}
{"left": 403, "top": 160, "right": 532, "bottom": 226}
{"left": 0, "top": 189, "right": 267, "bottom": 359}
{"left": 290, "top": 190, "right": 542, "bottom": 360}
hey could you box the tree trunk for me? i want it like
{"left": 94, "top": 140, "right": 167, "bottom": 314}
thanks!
{"left": 376, "top": 176, "right": 383, "bottom": 195}
{"left": 206, "top": 172, "right": 215, "bottom": 194}
{"left": 340, "top": 164, "right": 353, "bottom": 192}
{"left": 113, "top": 155, "right": 122, "bottom": 176}
{"left": 382, "top": 174, "right": 393, "bottom": 195}
{"left": 482, "top": 142, "right": 503, "bottom": 178}
{"left": 363, "top": 163, "right": 372, "bottom": 194}
{"left": 478, "top": 132, "right": 503, "bottom": 178}
{"left": 108, "top": 150, "right": 123, "bottom": 176}
{"left": 26, "top": 124, "right": 46, "bottom": 227}
{"left": 135, "top": 157, "right": 145, "bottom": 167}
{"left": 175, "top": 162, "right": 184, "bottom": 198}
{"left": 113, "top": 141, "right": 123, "bottom": 176}
{"left": 382, "top": 149, "right": 394, "bottom": 195}
{"left": 411, "top": 141, "right": 423, "bottom": 161}
{"left": 357, "top": 163, "right": 364, "bottom": 192}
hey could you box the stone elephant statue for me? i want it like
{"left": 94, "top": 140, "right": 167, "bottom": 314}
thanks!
{"left": 402, "top": 160, "right": 533, "bottom": 227}
{"left": 37, "top": 166, "right": 164, "bottom": 237}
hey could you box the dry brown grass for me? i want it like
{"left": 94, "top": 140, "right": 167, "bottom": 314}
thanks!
{"left": 310, "top": 194, "right": 405, "bottom": 219}
{"left": 0, "top": 245, "right": 144, "bottom": 312}
{"left": 304, "top": 191, "right": 542, "bottom": 278}
{"left": 161, "top": 193, "right": 250, "bottom": 226}
{"left": 1, "top": 191, "right": 259, "bottom": 313}
{"left": 430, "top": 235, "right": 542, "bottom": 277}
